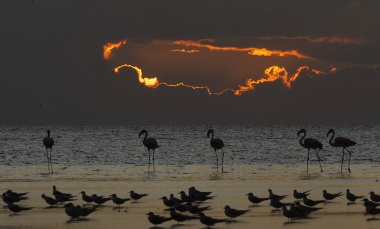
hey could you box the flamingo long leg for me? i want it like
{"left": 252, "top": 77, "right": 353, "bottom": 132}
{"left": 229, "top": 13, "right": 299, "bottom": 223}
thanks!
{"left": 307, "top": 149, "right": 310, "bottom": 173}
{"left": 153, "top": 150, "right": 155, "bottom": 173}
{"left": 315, "top": 149, "right": 323, "bottom": 172}
{"left": 341, "top": 148, "right": 345, "bottom": 173}
{"left": 147, "top": 149, "right": 151, "bottom": 173}
{"left": 46, "top": 149, "right": 50, "bottom": 173}
{"left": 346, "top": 148, "right": 352, "bottom": 173}
{"left": 215, "top": 149, "right": 219, "bottom": 173}
{"left": 221, "top": 150, "right": 224, "bottom": 173}
{"left": 50, "top": 149, "right": 53, "bottom": 174}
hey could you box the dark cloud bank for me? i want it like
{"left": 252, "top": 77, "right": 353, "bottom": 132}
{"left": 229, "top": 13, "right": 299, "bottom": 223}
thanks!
{"left": 1, "top": 1, "right": 380, "bottom": 125}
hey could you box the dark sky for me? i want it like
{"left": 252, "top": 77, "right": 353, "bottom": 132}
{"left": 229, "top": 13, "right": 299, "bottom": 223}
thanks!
{"left": 1, "top": 0, "right": 380, "bottom": 125}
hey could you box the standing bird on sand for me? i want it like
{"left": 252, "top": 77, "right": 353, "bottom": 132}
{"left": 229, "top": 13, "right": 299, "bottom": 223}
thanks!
{"left": 129, "top": 190, "right": 148, "bottom": 202}
{"left": 327, "top": 129, "right": 357, "bottom": 173}
{"left": 139, "top": 129, "right": 159, "bottom": 173}
{"left": 43, "top": 129, "right": 55, "bottom": 174}
{"left": 346, "top": 189, "right": 364, "bottom": 204}
{"left": 224, "top": 205, "right": 250, "bottom": 221}
{"left": 297, "top": 129, "right": 323, "bottom": 173}
{"left": 246, "top": 193, "right": 270, "bottom": 205}
{"left": 147, "top": 212, "right": 171, "bottom": 226}
{"left": 198, "top": 212, "right": 227, "bottom": 227}
{"left": 7, "top": 203, "right": 33, "bottom": 215}
{"left": 207, "top": 129, "right": 225, "bottom": 173}
{"left": 322, "top": 190, "right": 343, "bottom": 202}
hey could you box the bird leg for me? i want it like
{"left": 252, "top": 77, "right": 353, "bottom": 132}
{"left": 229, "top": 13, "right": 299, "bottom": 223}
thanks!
{"left": 147, "top": 150, "right": 151, "bottom": 173}
{"left": 50, "top": 149, "right": 53, "bottom": 174}
{"left": 148, "top": 150, "right": 151, "bottom": 165}
{"left": 221, "top": 150, "right": 224, "bottom": 173}
{"left": 215, "top": 150, "right": 219, "bottom": 173}
{"left": 346, "top": 148, "right": 352, "bottom": 173}
{"left": 153, "top": 151, "right": 155, "bottom": 173}
{"left": 46, "top": 149, "right": 50, "bottom": 174}
{"left": 307, "top": 149, "right": 310, "bottom": 173}
{"left": 341, "top": 148, "right": 345, "bottom": 173}
{"left": 315, "top": 149, "right": 323, "bottom": 172}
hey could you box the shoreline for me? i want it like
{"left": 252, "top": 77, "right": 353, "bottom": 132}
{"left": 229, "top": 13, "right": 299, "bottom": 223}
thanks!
{"left": 1, "top": 169, "right": 379, "bottom": 228}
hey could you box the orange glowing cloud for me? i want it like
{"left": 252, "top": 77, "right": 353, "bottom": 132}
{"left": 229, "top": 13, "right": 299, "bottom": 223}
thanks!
{"left": 103, "top": 40, "right": 127, "bottom": 60}
{"left": 114, "top": 64, "right": 159, "bottom": 88}
{"left": 173, "top": 40, "right": 313, "bottom": 59}
{"left": 114, "top": 63, "right": 326, "bottom": 96}
{"left": 216, "top": 66, "right": 326, "bottom": 95}
{"left": 258, "top": 36, "right": 365, "bottom": 44}
{"left": 171, "top": 49, "right": 200, "bottom": 53}
{"left": 104, "top": 39, "right": 328, "bottom": 96}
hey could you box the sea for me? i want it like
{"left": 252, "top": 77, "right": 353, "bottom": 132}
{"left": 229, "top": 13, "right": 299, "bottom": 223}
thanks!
{"left": 0, "top": 125, "right": 379, "bottom": 181}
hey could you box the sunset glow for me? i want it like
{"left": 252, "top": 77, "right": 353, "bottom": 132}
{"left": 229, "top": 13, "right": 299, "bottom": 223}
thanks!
{"left": 114, "top": 64, "right": 159, "bottom": 88}
{"left": 114, "top": 63, "right": 326, "bottom": 96}
{"left": 106, "top": 38, "right": 330, "bottom": 96}
{"left": 258, "top": 36, "right": 365, "bottom": 44}
{"left": 171, "top": 49, "right": 200, "bottom": 53}
{"left": 173, "top": 40, "right": 313, "bottom": 59}
{"left": 103, "top": 40, "right": 127, "bottom": 60}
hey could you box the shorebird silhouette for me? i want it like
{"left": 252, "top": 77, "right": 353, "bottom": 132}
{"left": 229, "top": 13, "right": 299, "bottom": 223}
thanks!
{"left": 139, "top": 129, "right": 159, "bottom": 173}
{"left": 293, "top": 189, "right": 311, "bottom": 201}
{"left": 246, "top": 193, "right": 270, "bottom": 205}
{"left": 346, "top": 189, "right": 364, "bottom": 204}
{"left": 43, "top": 129, "right": 54, "bottom": 174}
{"left": 129, "top": 190, "right": 148, "bottom": 202}
{"left": 322, "top": 190, "right": 343, "bottom": 202}
{"left": 41, "top": 194, "right": 59, "bottom": 207}
{"left": 369, "top": 191, "right": 380, "bottom": 202}
{"left": 169, "top": 208, "right": 197, "bottom": 225}
{"left": 207, "top": 129, "right": 225, "bottom": 173}
{"left": 147, "top": 212, "right": 171, "bottom": 226}
{"left": 80, "top": 191, "right": 93, "bottom": 204}
{"left": 297, "top": 129, "right": 323, "bottom": 173}
{"left": 198, "top": 212, "right": 227, "bottom": 227}
{"left": 7, "top": 203, "right": 33, "bottom": 215}
{"left": 160, "top": 196, "right": 175, "bottom": 208}
{"left": 110, "top": 194, "right": 131, "bottom": 208}
{"left": 327, "top": 129, "right": 357, "bottom": 173}
{"left": 282, "top": 206, "right": 307, "bottom": 222}
{"left": 224, "top": 205, "right": 250, "bottom": 221}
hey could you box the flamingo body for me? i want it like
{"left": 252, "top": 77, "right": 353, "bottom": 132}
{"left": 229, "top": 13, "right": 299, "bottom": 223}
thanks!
{"left": 43, "top": 130, "right": 54, "bottom": 174}
{"left": 297, "top": 129, "right": 323, "bottom": 173}
{"left": 327, "top": 129, "right": 356, "bottom": 172}
{"left": 139, "top": 129, "right": 159, "bottom": 172}
{"left": 207, "top": 129, "right": 225, "bottom": 173}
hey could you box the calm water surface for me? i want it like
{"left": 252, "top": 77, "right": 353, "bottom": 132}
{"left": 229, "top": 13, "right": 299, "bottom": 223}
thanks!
{"left": 0, "top": 125, "right": 379, "bottom": 181}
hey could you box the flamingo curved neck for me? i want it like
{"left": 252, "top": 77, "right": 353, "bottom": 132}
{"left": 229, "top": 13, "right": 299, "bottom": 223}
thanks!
{"left": 299, "top": 132, "right": 306, "bottom": 147}
{"left": 209, "top": 132, "right": 214, "bottom": 140}
{"left": 328, "top": 131, "right": 335, "bottom": 146}
{"left": 142, "top": 132, "right": 148, "bottom": 141}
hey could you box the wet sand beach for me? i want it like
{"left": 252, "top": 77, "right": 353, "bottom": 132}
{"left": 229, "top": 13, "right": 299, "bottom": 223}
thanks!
{"left": 1, "top": 164, "right": 380, "bottom": 229}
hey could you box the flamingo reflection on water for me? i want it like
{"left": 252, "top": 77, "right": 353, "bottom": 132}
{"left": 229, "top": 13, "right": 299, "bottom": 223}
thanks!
{"left": 207, "top": 129, "right": 225, "bottom": 173}
{"left": 297, "top": 129, "right": 323, "bottom": 173}
{"left": 139, "top": 129, "right": 159, "bottom": 173}
{"left": 327, "top": 129, "right": 356, "bottom": 173}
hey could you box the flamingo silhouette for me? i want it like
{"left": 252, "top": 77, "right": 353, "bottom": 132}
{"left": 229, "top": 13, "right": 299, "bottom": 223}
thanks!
{"left": 139, "top": 129, "right": 159, "bottom": 173}
{"left": 43, "top": 129, "right": 54, "bottom": 174}
{"left": 297, "top": 129, "right": 323, "bottom": 173}
{"left": 207, "top": 129, "right": 225, "bottom": 173}
{"left": 327, "top": 129, "right": 356, "bottom": 173}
